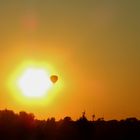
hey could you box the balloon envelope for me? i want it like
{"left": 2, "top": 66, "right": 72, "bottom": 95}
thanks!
{"left": 50, "top": 75, "right": 58, "bottom": 83}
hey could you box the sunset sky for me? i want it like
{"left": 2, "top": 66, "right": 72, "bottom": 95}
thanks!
{"left": 0, "top": 0, "right": 140, "bottom": 120}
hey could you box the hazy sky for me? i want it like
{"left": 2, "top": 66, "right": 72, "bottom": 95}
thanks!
{"left": 0, "top": 0, "right": 140, "bottom": 120}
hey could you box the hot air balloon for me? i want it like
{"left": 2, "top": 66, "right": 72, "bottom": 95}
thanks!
{"left": 50, "top": 75, "right": 58, "bottom": 84}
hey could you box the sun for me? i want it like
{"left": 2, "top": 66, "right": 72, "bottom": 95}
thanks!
{"left": 7, "top": 61, "right": 62, "bottom": 105}
{"left": 18, "top": 68, "right": 52, "bottom": 98}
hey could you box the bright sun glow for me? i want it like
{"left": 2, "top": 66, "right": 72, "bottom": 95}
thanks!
{"left": 8, "top": 61, "right": 63, "bottom": 106}
{"left": 18, "top": 68, "right": 52, "bottom": 98}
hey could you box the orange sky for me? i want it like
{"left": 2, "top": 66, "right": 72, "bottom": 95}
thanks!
{"left": 0, "top": 0, "right": 140, "bottom": 120}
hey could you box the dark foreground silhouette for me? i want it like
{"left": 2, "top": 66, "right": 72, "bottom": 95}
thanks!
{"left": 0, "top": 109, "right": 140, "bottom": 140}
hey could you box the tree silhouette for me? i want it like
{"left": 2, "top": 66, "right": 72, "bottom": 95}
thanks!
{"left": 0, "top": 109, "right": 139, "bottom": 140}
